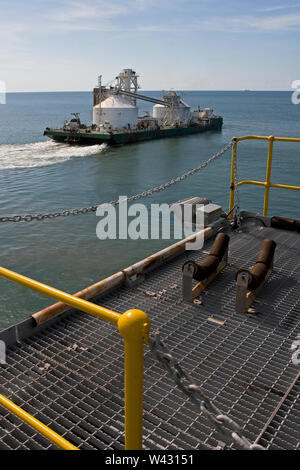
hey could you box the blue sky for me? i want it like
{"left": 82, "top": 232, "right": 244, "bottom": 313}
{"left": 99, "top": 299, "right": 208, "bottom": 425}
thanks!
{"left": 1, "top": 0, "right": 300, "bottom": 91}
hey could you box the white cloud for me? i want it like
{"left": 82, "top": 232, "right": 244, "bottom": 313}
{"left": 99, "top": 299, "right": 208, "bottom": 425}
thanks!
{"left": 258, "top": 3, "right": 300, "bottom": 13}
{"left": 0, "top": 22, "right": 27, "bottom": 45}
{"left": 253, "top": 12, "right": 300, "bottom": 30}
{"left": 198, "top": 12, "right": 300, "bottom": 32}
{"left": 6, "top": 1, "right": 300, "bottom": 38}
{"left": 52, "top": 0, "right": 127, "bottom": 22}
{"left": 0, "top": 22, "right": 31, "bottom": 72}
{"left": 138, "top": 11, "right": 300, "bottom": 34}
{"left": 134, "top": 0, "right": 178, "bottom": 9}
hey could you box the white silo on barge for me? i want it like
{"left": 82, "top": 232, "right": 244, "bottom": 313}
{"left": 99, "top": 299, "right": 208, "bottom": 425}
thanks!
{"left": 153, "top": 91, "right": 191, "bottom": 126}
{"left": 93, "top": 95, "right": 138, "bottom": 131}
{"left": 178, "top": 99, "right": 191, "bottom": 124}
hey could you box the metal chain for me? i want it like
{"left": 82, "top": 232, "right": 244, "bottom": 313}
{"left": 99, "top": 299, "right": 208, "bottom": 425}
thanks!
{"left": 149, "top": 331, "right": 265, "bottom": 450}
{"left": 0, "top": 141, "right": 233, "bottom": 223}
{"left": 233, "top": 142, "right": 242, "bottom": 231}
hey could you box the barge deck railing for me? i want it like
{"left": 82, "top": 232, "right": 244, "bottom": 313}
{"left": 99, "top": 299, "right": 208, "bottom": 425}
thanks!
{"left": 0, "top": 393, "right": 79, "bottom": 450}
{"left": 229, "top": 135, "right": 300, "bottom": 218}
{"left": 0, "top": 266, "right": 150, "bottom": 450}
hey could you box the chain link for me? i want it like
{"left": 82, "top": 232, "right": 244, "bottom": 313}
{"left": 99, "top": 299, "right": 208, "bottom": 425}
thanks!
{"left": 149, "top": 331, "right": 265, "bottom": 450}
{"left": 0, "top": 141, "right": 233, "bottom": 223}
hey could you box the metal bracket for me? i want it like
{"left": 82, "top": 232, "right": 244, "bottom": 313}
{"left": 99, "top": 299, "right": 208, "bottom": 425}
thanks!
{"left": 235, "top": 263, "right": 273, "bottom": 313}
{"left": 123, "top": 272, "right": 145, "bottom": 287}
{"left": 235, "top": 270, "right": 251, "bottom": 314}
{"left": 182, "top": 263, "right": 195, "bottom": 302}
{"left": 183, "top": 249, "right": 228, "bottom": 302}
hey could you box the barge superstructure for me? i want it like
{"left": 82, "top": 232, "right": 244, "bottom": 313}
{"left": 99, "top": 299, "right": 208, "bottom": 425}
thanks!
{"left": 44, "top": 68, "right": 223, "bottom": 145}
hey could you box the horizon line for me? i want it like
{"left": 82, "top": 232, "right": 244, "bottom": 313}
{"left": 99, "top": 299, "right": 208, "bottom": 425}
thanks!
{"left": 5, "top": 89, "right": 292, "bottom": 94}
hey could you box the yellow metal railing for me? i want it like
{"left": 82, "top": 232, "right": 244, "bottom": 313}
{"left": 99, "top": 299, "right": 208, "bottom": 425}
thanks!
{"left": 0, "top": 266, "right": 150, "bottom": 450}
{"left": 229, "top": 135, "right": 300, "bottom": 218}
{"left": 0, "top": 393, "right": 78, "bottom": 450}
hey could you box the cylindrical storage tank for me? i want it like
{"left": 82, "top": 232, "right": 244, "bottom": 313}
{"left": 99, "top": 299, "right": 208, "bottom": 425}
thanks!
{"left": 153, "top": 101, "right": 191, "bottom": 125}
{"left": 93, "top": 95, "right": 138, "bottom": 130}
{"left": 93, "top": 105, "right": 102, "bottom": 126}
{"left": 153, "top": 104, "right": 168, "bottom": 125}
{"left": 178, "top": 100, "right": 191, "bottom": 124}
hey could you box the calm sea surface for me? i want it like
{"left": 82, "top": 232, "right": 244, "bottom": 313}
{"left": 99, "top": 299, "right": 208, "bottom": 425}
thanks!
{"left": 0, "top": 91, "right": 299, "bottom": 329}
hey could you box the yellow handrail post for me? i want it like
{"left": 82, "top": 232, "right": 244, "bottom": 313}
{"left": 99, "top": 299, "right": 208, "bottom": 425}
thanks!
{"left": 263, "top": 135, "right": 275, "bottom": 216}
{"left": 228, "top": 137, "right": 238, "bottom": 220}
{"left": 228, "top": 136, "right": 300, "bottom": 216}
{"left": 0, "top": 266, "right": 153, "bottom": 450}
{"left": 118, "top": 309, "right": 150, "bottom": 450}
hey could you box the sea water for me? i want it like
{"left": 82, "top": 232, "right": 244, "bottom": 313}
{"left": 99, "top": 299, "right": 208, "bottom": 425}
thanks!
{"left": 0, "top": 91, "right": 299, "bottom": 329}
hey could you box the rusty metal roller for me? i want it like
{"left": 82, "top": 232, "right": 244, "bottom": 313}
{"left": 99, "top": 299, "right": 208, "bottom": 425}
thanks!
{"left": 271, "top": 216, "right": 300, "bottom": 233}
{"left": 209, "top": 233, "right": 230, "bottom": 261}
{"left": 182, "top": 233, "right": 229, "bottom": 282}
{"left": 271, "top": 216, "right": 297, "bottom": 231}
{"left": 248, "top": 239, "right": 276, "bottom": 290}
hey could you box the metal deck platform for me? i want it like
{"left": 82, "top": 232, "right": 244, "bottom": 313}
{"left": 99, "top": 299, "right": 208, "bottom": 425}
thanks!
{"left": 0, "top": 224, "right": 299, "bottom": 450}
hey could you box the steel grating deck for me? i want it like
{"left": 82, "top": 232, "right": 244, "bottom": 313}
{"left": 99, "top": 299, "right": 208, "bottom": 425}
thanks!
{"left": 0, "top": 224, "right": 299, "bottom": 450}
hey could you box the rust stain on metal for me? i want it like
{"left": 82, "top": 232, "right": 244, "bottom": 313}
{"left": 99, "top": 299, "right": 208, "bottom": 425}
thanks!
{"left": 32, "top": 227, "right": 213, "bottom": 327}
{"left": 32, "top": 271, "right": 124, "bottom": 326}
{"left": 123, "top": 227, "right": 213, "bottom": 277}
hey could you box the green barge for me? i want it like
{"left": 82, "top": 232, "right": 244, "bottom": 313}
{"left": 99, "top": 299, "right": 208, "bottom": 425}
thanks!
{"left": 44, "top": 68, "right": 224, "bottom": 146}
{"left": 44, "top": 117, "right": 223, "bottom": 146}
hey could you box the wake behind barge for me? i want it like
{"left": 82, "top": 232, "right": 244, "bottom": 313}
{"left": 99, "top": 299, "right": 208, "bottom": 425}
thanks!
{"left": 44, "top": 68, "right": 223, "bottom": 146}
{"left": 0, "top": 136, "right": 299, "bottom": 451}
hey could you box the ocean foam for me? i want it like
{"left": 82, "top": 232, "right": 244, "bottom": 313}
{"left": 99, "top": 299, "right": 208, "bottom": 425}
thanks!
{"left": 0, "top": 141, "right": 107, "bottom": 170}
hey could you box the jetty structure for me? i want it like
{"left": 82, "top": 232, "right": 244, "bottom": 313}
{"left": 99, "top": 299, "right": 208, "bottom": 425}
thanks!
{"left": 44, "top": 68, "right": 223, "bottom": 145}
